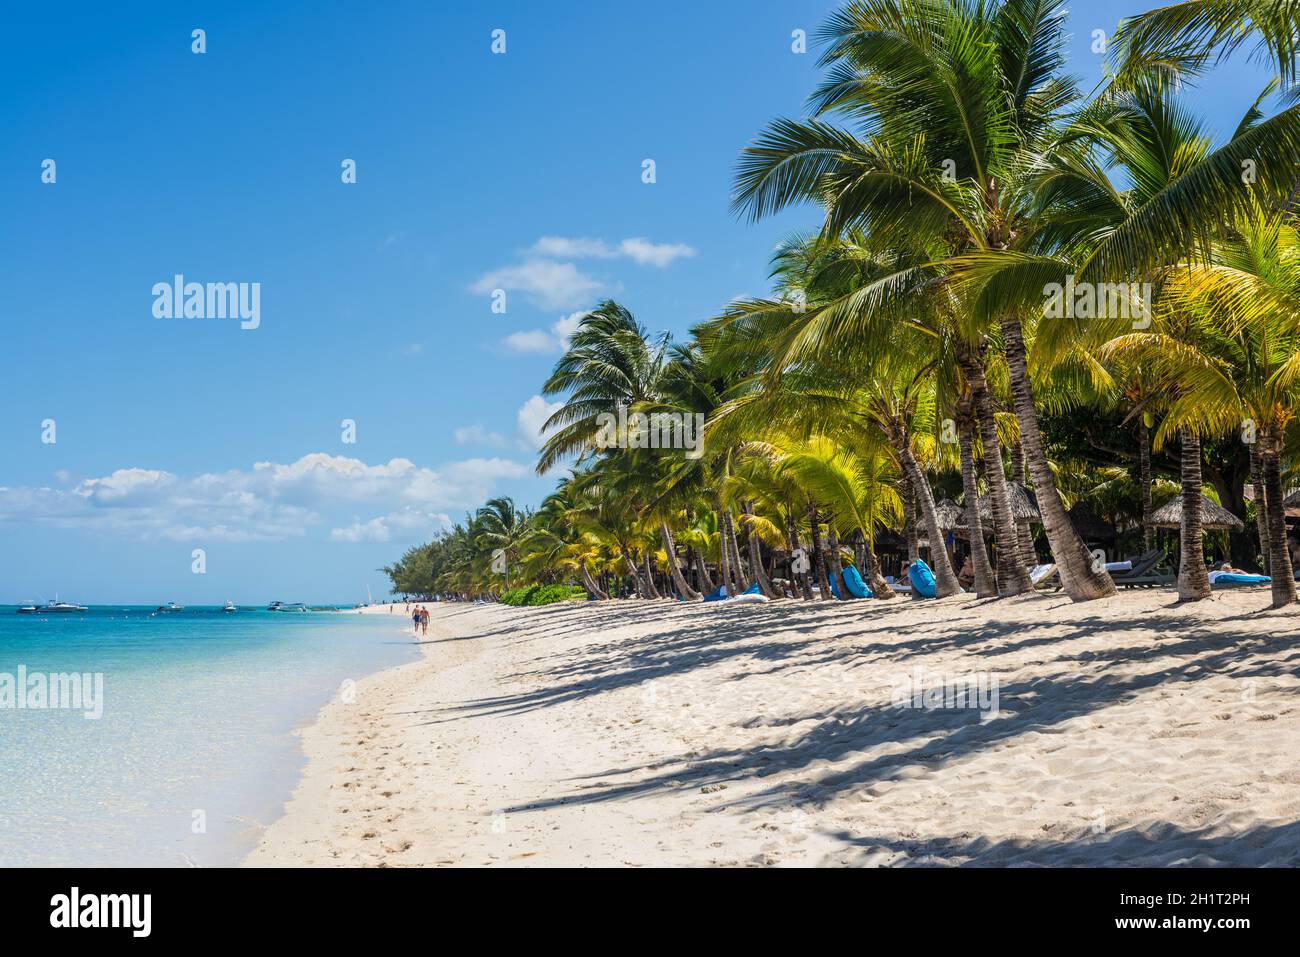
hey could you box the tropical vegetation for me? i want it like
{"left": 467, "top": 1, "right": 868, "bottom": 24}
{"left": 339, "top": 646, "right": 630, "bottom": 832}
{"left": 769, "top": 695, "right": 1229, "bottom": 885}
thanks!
{"left": 386, "top": 0, "right": 1300, "bottom": 610}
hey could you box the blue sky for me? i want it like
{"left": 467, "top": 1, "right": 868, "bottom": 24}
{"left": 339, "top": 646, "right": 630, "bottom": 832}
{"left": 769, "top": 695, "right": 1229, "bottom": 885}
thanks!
{"left": 0, "top": 1, "right": 1277, "bottom": 602}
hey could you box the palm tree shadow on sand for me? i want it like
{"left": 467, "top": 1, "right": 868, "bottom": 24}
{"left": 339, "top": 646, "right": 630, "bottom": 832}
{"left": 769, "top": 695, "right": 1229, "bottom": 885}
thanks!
{"left": 414, "top": 597, "right": 1300, "bottom": 864}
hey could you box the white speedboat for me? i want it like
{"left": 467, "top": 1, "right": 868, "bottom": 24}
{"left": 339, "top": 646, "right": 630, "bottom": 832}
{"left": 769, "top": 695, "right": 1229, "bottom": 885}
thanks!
{"left": 267, "top": 601, "right": 308, "bottom": 612}
{"left": 156, "top": 602, "right": 185, "bottom": 613}
{"left": 17, "top": 599, "right": 88, "bottom": 614}
{"left": 223, "top": 601, "right": 237, "bottom": 613}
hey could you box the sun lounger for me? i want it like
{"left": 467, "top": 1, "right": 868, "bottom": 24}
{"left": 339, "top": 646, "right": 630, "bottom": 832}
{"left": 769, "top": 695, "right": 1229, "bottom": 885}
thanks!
{"left": 1029, "top": 563, "right": 1058, "bottom": 589}
{"left": 1111, "top": 551, "right": 1165, "bottom": 587}
{"left": 1114, "top": 573, "right": 1175, "bottom": 588}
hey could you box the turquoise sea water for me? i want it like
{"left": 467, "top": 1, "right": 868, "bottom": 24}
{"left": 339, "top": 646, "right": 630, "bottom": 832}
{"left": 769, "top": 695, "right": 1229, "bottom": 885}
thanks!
{"left": 0, "top": 605, "right": 416, "bottom": 867}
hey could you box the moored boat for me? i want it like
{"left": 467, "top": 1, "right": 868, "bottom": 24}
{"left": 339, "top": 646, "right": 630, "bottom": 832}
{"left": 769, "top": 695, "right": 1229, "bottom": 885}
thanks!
{"left": 17, "top": 599, "right": 88, "bottom": 614}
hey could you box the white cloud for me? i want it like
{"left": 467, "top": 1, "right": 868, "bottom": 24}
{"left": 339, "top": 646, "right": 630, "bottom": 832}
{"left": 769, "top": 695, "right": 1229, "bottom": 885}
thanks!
{"left": 472, "top": 236, "right": 694, "bottom": 310}
{"left": 330, "top": 517, "right": 392, "bottom": 543}
{"left": 552, "top": 310, "right": 585, "bottom": 341}
{"left": 517, "top": 395, "right": 562, "bottom": 451}
{"left": 617, "top": 237, "right": 695, "bottom": 267}
{"left": 0, "top": 453, "right": 530, "bottom": 544}
{"left": 501, "top": 310, "right": 587, "bottom": 355}
{"left": 530, "top": 236, "right": 617, "bottom": 259}
{"left": 527, "top": 236, "right": 695, "bottom": 267}
{"left": 330, "top": 508, "right": 451, "bottom": 544}
{"left": 470, "top": 259, "right": 603, "bottom": 310}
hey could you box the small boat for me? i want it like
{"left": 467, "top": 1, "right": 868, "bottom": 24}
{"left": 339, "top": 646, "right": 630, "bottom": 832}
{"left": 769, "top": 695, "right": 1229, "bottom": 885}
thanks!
{"left": 223, "top": 601, "right": 237, "bottom": 613}
{"left": 155, "top": 602, "right": 185, "bottom": 613}
{"left": 267, "top": 601, "right": 308, "bottom": 612}
{"left": 17, "top": 599, "right": 88, "bottom": 614}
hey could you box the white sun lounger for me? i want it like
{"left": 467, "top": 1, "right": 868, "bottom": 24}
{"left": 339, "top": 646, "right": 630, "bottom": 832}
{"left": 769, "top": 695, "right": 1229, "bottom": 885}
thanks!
{"left": 1029, "top": 564, "right": 1058, "bottom": 587}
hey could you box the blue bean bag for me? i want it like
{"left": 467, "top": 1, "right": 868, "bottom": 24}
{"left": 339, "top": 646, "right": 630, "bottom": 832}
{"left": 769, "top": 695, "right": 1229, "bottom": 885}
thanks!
{"left": 909, "top": 559, "right": 937, "bottom": 598}
{"left": 842, "top": 565, "right": 871, "bottom": 598}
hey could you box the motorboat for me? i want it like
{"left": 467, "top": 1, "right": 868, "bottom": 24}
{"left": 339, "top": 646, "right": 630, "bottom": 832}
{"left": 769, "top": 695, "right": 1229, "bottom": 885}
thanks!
{"left": 267, "top": 601, "right": 308, "bottom": 612}
{"left": 17, "top": 599, "right": 88, "bottom": 614}
{"left": 156, "top": 602, "right": 185, "bottom": 613}
{"left": 223, "top": 601, "right": 237, "bottom": 613}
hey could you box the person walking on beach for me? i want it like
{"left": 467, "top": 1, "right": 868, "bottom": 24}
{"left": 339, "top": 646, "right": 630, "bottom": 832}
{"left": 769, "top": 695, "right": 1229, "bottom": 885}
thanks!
{"left": 420, "top": 606, "right": 429, "bottom": 637}
{"left": 412, "top": 605, "right": 421, "bottom": 635}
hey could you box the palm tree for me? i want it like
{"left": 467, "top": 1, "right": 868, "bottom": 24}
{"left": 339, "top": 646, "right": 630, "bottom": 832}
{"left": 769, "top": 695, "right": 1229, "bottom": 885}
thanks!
{"left": 731, "top": 0, "right": 1117, "bottom": 600}
{"left": 474, "top": 497, "right": 528, "bottom": 590}
{"left": 1112, "top": 1, "right": 1300, "bottom": 86}
{"left": 538, "top": 301, "right": 669, "bottom": 474}
{"left": 1159, "top": 196, "right": 1300, "bottom": 606}
{"left": 775, "top": 434, "right": 903, "bottom": 598}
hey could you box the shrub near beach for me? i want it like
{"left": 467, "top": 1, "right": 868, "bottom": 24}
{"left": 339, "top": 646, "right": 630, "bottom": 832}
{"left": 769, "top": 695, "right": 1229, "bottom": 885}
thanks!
{"left": 500, "top": 584, "right": 588, "bottom": 607}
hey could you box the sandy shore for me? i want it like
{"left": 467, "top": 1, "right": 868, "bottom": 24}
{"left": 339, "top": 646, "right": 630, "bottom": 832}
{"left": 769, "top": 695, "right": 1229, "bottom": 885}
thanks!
{"left": 245, "top": 590, "right": 1300, "bottom": 866}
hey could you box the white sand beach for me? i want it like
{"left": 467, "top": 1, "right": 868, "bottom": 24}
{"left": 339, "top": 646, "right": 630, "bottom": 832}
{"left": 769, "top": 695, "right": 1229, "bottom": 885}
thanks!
{"left": 246, "top": 591, "right": 1300, "bottom": 867}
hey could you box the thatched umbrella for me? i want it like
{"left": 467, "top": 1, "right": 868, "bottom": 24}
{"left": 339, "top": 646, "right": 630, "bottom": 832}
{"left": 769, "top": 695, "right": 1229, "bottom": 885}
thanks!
{"left": 1150, "top": 495, "right": 1243, "bottom": 530}
{"left": 933, "top": 498, "right": 964, "bottom": 530}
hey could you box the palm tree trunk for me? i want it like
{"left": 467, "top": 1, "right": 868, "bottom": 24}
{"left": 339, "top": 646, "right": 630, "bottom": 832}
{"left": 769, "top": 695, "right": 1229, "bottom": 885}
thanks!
{"left": 1250, "top": 444, "right": 1270, "bottom": 573}
{"left": 958, "top": 403, "right": 996, "bottom": 597}
{"left": 860, "top": 537, "right": 894, "bottom": 599}
{"left": 1000, "top": 315, "right": 1115, "bottom": 601}
{"left": 902, "top": 476, "right": 920, "bottom": 563}
{"left": 1140, "top": 419, "right": 1155, "bottom": 554}
{"left": 579, "top": 560, "right": 608, "bottom": 600}
{"left": 1010, "top": 434, "right": 1027, "bottom": 485}
{"left": 642, "top": 552, "right": 662, "bottom": 599}
{"left": 742, "top": 503, "right": 779, "bottom": 598}
{"left": 807, "top": 502, "right": 834, "bottom": 600}
{"left": 724, "top": 510, "right": 751, "bottom": 591}
{"left": 1261, "top": 427, "right": 1297, "bottom": 607}
{"left": 713, "top": 502, "right": 736, "bottom": 596}
{"left": 617, "top": 543, "right": 644, "bottom": 598}
{"left": 660, "top": 521, "right": 701, "bottom": 601}
{"left": 963, "top": 353, "right": 1032, "bottom": 595}
{"left": 825, "top": 525, "right": 852, "bottom": 600}
{"left": 890, "top": 428, "right": 962, "bottom": 598}
{"left": 689, "top": 544, "right": 714, "bottom": 592}
{"left": 1017, "top": 521, "right": 1038, "bottom": 568}
{"left": 1177, "top": 429, "right": 1211, "bottom": 602}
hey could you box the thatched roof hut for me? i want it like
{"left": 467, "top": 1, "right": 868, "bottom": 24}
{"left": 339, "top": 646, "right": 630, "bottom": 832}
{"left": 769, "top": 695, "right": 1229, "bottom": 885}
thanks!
{"left": 1150, "top": 495, "right": 1243, "bottom": 530}
{"left": 932, "top": 498, "right": 964, "bottom": 530}
{"left": 1282, "top": 487, "right": 1300, "bottom": 508}
{"left": 955, "top": 483, "right": 1041, "bottom": 529}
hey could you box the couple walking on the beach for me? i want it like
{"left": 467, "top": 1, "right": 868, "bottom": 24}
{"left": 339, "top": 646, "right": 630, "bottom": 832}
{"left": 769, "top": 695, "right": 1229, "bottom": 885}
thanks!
{"left": 412, "top": 605, "right": 428, "bottom": 637}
